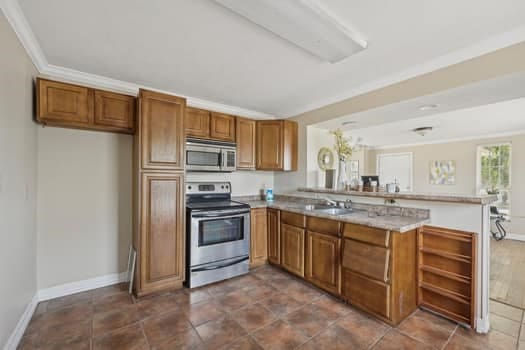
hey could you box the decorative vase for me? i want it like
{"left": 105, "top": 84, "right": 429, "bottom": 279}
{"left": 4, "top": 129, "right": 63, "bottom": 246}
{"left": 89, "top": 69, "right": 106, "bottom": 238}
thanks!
{"left": 337, "top": 158, "right": 347, "bottom": 190}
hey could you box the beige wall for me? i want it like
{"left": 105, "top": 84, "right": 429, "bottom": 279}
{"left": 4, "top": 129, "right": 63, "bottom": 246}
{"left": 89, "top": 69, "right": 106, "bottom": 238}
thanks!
{"left": 186, "top": 171, "right": 274, "bottom": 196}
{"left": 0, "top": 13, "right": 38, "bottom": 347}
{"left": 367, "top": 134, "right": 525, "bottom": 235}
{"left": 37, "top": 128, "right": 133, "bottom": 289}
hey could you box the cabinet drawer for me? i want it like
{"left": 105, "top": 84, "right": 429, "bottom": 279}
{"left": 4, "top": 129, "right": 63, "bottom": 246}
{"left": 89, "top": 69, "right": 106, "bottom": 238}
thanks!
{"left": 342, "top": 269, "right": 390, "bottom": 319}
{"left": 306, "top": 217, "right": 340, "bottom": 236}
{"left": 343, "top": 239, "right": 390, "bottom": 282}
{"left": 343, "top": 223, "right": 390, "bottom": 247}
{"left": 281, "top": 211, "right": 305, "bottom": 228}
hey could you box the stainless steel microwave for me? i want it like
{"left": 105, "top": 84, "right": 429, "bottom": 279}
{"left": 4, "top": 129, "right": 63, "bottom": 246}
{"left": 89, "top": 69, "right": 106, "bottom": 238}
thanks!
{"left": 186, "top": 138, "right": 237, "bottom": 172}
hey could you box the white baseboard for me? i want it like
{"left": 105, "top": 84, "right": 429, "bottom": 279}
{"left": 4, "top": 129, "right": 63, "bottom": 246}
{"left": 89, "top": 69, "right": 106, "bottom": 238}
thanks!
{"left": 4, "top": 272, "right": 129, "bottom": 349}
{"left": 505, "top": 234, "right": 525, "bottom": 242}
{"left": 3, "top": 293, "right": 38, "bottom": 350}
{"left": 38, "top": 271, "right": 129, "bottom": 301}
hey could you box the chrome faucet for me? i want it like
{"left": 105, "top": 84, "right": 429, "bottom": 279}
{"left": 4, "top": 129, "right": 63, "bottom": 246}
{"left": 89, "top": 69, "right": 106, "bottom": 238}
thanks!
{"left": 322, "top": 197, "right": 337, "bottom": 206}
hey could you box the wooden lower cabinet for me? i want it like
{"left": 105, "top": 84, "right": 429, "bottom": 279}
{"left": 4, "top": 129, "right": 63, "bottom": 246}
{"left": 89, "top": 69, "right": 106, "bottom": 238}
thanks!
{"left": 267, "top": 208, "right": 280, "bottom": 265}
{"left": 135, "top": 172, "right": 185, "bottom": 296}
{"left": 250, "top": 208, "right": 268, "bottom": 267}
{"left": 341, "top": 228, "right": 417, "bottom": 325}
{"left": 343, "top": 269, "right": 390, "bottom": 319}
{"left": 418, "top": 226, "right": 476, "bottom": 327}
{"left": 281, "top": 223, "right": 305, "bottom": 277}
{"left": 305, "top": 231, "right": 341, "bottom": 294}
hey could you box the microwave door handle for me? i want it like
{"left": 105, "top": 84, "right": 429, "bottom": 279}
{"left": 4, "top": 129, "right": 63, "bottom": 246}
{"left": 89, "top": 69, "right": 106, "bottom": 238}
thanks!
{"left": 191, "top": 256, "right": 249, "bottom": 272}
{"left": 220, "top": 149, "right": 226, "bottom": 169}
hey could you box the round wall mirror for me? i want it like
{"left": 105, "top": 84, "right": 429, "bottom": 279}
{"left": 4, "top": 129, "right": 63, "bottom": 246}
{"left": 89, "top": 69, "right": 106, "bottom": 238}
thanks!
{"left": 317, "top": 147, "right": 335, "bottom": 171}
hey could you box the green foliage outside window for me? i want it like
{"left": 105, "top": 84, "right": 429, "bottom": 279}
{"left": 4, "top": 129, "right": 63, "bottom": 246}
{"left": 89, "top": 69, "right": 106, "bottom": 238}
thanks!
{"left": 479, "top": 144, "right": 511, "bottom": 193}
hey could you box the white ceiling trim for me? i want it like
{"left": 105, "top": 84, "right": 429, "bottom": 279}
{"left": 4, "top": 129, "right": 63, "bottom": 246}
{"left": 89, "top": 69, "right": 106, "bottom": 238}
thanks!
{"left": 285, "top": 24, "right": 525, "bottom": 118}
{"left": 0, "top": 0, "right": 274, "bottom": 119}
{"left": 369, "top": 129, "right": 525, "bottom": 150}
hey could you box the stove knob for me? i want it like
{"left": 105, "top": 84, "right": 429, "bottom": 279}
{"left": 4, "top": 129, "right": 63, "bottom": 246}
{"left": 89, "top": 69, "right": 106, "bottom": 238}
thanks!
{"left": 221, "top": 185, "right": 224, "bottom": 189}
{"left": 188, "top": 186, "right": 192, "bottom": 190}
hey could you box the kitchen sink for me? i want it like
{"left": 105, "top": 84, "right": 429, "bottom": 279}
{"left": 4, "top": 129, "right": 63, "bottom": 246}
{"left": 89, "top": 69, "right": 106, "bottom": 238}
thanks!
{"left": 297, "top": 204, "right": 334, "bottom": 211}
{"left": 314, "top": 207, "right": 355, "bottom": 215}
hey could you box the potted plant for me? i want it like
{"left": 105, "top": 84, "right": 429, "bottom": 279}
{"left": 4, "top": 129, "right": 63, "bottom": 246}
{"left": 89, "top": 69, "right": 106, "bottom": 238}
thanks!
{"left": 330, "top": 129, "right": 359, "bottom": 190}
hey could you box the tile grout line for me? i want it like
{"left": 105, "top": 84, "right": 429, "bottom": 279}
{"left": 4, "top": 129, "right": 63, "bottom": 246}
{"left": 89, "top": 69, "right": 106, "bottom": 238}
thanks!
{"left": 138, "top": 321, "right": 151, "bottom": 348}
{"left": 441, "top": 325, "right": 458, "bottom": 350}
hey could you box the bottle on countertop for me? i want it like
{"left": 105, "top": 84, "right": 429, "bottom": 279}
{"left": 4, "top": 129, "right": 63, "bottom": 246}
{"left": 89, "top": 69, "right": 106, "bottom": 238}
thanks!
{"left": 265, "top": 185, "right": 274, "bottom": 202}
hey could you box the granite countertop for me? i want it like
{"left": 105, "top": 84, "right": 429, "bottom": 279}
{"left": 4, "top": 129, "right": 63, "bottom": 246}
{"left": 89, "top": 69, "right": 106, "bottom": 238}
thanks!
{"left": 298, "top": 187, "right": 498, "bottom": 205}
{"left": 237, "top": 199, "right": 429, "bottom": 232}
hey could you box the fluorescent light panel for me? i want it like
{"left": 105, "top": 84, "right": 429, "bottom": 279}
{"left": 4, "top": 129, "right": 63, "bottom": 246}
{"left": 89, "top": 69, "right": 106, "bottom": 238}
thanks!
{"left": 215, "top": 0, "right": 367, "bottom": 63}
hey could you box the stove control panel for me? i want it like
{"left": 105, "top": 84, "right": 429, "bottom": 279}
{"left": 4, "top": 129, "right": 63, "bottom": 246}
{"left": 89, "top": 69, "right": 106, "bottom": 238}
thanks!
{"left": 186, "top": 182, "right": 231, "bottom": 195}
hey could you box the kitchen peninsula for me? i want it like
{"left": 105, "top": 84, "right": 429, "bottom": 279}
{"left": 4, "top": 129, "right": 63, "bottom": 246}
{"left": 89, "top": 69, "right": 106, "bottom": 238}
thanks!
{"left": 239, "top": 188, "right": 497, "bottom": 333}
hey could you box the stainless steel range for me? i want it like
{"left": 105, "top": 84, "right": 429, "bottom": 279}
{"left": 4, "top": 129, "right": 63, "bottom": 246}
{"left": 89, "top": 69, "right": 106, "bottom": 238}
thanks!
{"left": 185, "top": 182, "right": 250, "bottom": 288}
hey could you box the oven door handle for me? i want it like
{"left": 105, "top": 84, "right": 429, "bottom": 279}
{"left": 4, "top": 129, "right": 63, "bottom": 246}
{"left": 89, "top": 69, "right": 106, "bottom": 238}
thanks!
{"left": 192, "top": 210, "right": 250, "bottom": 218}
{"left": 191, "top": 256, "right": 249, "bottom": 272}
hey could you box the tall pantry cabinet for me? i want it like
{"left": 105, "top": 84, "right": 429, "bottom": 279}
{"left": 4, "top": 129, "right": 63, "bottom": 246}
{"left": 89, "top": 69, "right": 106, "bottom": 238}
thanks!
{"left": 133, "top": 89, "right": 186, "bottom": 297}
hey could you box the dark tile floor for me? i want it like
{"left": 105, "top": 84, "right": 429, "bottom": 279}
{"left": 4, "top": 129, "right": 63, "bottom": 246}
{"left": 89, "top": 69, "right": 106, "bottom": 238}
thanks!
{"left": 19, "top": 265, "right": 524, "bottom": 349}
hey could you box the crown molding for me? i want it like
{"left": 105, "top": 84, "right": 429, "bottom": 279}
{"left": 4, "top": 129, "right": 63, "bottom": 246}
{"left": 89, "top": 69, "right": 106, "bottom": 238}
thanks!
{"left": 1, "top": 0, "right": 274, "bottom": 119}
{"left": 368, "top": 129, "right": 525, "bottom": 150}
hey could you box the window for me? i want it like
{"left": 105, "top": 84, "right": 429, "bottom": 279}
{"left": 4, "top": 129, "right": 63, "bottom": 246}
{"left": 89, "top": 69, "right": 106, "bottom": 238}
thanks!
{"left": 347, "top": 160, "right": 359, "bottom": 182}
{"left": 476, "top": 143, "right": 511, "bottom": 215}
{"left": 377, "top": 152, "right": 413, "bottom": 192}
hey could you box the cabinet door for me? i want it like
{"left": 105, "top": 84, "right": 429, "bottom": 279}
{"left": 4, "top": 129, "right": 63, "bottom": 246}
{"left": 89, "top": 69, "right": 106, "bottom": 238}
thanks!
{"left": 236, "top": 117, "right": 256, "bottom": 169}
{"left": 281, "top": 223, "right": 305, "bottom": 277}
{"left": 94, "top": 90, "right": 135, "bottom": 132}
{"left": 37, "top": 78, "right": 92, "bottom": 126}
{"left": 210, "top": 112, "right": 235, "bottom": 142}
{"left": 250, "top": 208, "right": 268, "bottom": 267}
{"left": 306, "top": 231, "right": 341, "bottom": 294}
{"left": 139, "top": 89, "right": 185, "bottom": 170}
{"left": 256, "top": 121, "right": 282, "bottom": 170}
{"left": 185, "top": 107, "right": 210, "bottom": 138}
{"left": 139, "top": 172, "right": 185, "bottom": 295}
{"left": 267, "top": 209, "right": 280, "bottom": 265}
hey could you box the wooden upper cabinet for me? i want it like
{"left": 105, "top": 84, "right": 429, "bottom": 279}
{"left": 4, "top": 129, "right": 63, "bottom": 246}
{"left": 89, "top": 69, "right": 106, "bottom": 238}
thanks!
{"left": 236, "top": 117, "right": 256, "bottom": 169}
{"left": 94, "top": 90, "right": 135, "bottom": 131}
{"left": 139, "top": 89, "right": 185, "bottom": 171}
{"left": 36, "top": 78, "right": 135, "bottom": 133}
{"left": 185, "top": 107, "right": 210, "bottom": 138}
{"left": 138, "top": 172, "right": 185, "bottom": 296}
{"left": 250, "top": 208, "right": 268, "bottom": 267}
{"left": 210, "top": 112, "right": 236, "bottom": 142}
{"left": 256, "top": 120, "right": 298, "bottom": 171}
{"left": 37, "top": 78, "right": 92, "bottom": 126}
{"left": 267, "top": 208, "right": 281, "bottom": 265}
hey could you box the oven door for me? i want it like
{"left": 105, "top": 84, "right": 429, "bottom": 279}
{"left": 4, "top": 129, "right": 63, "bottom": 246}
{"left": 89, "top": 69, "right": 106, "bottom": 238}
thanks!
{"left": 190, "top": 209, "right": 250, "bottom": 266}
{"left": 186, "top": 144, "right": 222, "bottom": 172}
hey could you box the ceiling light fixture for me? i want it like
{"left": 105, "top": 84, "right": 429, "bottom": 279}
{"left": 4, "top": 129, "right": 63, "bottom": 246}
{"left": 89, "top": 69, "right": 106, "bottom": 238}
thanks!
{"left": 418, "top": 104, "right": 440, "bottom": 111}
{"left": 214, "top": 0, "right": 367, "bottom": 63}
{"left": 412, "top": 126, "right": 433, "bottom": 136}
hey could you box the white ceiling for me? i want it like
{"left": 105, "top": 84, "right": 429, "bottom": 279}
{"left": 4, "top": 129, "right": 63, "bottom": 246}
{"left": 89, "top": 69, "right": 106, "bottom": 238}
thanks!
{"left": 16, "top": 0, "right": 525, "bottom": 117}
{"left": 330, "top": 97, "right": 525, "bottom": 148}
{"left": 313, "top": 70, "right": 525, "bottom": 132}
